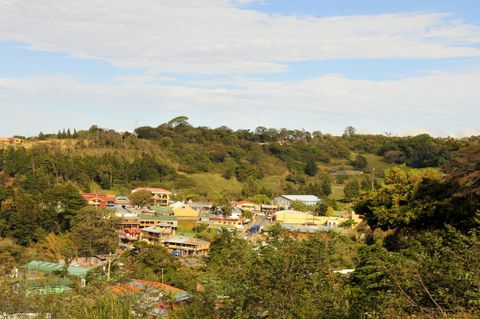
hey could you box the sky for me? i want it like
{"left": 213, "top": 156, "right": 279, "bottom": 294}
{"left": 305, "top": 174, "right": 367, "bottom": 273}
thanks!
{"left": 1, "top": 0, "right": 480, "bottom": 137}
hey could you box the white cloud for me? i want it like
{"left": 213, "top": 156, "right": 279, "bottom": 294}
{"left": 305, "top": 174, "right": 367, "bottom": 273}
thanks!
{"left": 0, "top": 1, "right": 479, "bottom": 74}
{"left": 0, "top": 71, "right": 479, "bottom": 137}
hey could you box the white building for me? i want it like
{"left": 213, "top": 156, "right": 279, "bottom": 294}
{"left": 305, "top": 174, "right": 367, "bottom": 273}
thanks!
{"left": 273, "top": 195, "right": 321, "bottom": 208}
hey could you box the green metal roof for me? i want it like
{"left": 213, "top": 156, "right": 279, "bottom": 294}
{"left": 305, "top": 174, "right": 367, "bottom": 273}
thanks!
{"left": 150, "top": 206, "right": 173, "bottom": 214}
{"left": 25, "top": 260, "right": 92, "bottom": 278}
{"left": 332, "top": 211, "right": 346, "bottom": 217}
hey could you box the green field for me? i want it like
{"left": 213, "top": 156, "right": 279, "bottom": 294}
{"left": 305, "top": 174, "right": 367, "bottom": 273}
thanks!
{"left": 362, "top": 153, "right": 395, "bottom": 175}
{"left": 183, "top": 173, "right": 243, "bottom": 198}
{"left": 177, "top": 219, "right": 197, "bottom": 235}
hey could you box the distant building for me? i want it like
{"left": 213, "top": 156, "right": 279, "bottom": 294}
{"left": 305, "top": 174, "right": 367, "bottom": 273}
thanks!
{"left": 114, "top": 195, "right": 130, "bottom": 206}
{"left": 273, "top": 195, "right": 321, "bottom": 208}
{"left": 138, "top": 213, "right": 177, "bottom": 229}
{"left": 81, "top": 193, "right": 116, "bottom": 207}
{"left": 274, "top": 210, "right": 317, "bottom": 224}
{"left": 235, "top": 200, "right": 261, "bottom": 212}
{"left": 117, "top": 228, "right": 140, "bottom": 249}
{"left": 327, "top": 169, "right": 364, "bottom": 175}
{"left": 189, "top": 202, "right": 213, "bottom": 213}
{"left": 112, "top": 279, "right": 189, "bottom": 317}
{"left": 170, "top": 202, "right": 199, "bottom": 219}
{"left": 162, "top": 235, "right": 210, "bottom": 256}
{"left": 24, "top": 260, "right": 92, "bottom": 286}
{"left": 260, "top": 204, "right": 278, "bottom": 215}
{"left": 0, "top": 137, "right": 23, "bottom": 145}
{"left": 140, "top": 221, "right": 178, "bottom": 245}
{"left": 131, "top": 187, "right": 172, "bottom": 206}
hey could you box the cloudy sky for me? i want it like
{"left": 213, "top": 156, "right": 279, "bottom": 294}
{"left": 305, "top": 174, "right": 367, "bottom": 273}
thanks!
{"left": 1, "top": 0, "right": 479, "bottom": 137}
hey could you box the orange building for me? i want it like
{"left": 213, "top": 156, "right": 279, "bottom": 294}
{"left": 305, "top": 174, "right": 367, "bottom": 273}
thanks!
{"left": 81, "top": 193, "right": 116, "bottom": 207}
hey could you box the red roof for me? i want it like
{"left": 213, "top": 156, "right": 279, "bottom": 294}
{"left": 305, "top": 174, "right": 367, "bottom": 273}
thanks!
{"left": 81, "top": 193, "right": 116, "bottom": 202}
{"left": 111, "top": 279, "right": 184, "bottom": 296}
{"left": 236, "top": 200, "right": 258, "bottom": 206}
{"left": 125, "top": 228, "right": 140, "bottom": 234}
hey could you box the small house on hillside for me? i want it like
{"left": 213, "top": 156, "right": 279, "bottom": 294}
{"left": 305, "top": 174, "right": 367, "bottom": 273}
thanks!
{"left": 273, "top": 195, "right": 321, "bottom": 208}
{"left": 235, "top": 200, "right": 261, "bottom": 212}
{"left": 24, "top": 260, "right": 93, "bottom": 286}
{"left": 140, "top": 221, "right": 178, "bottom": 245}
{"left": 112, "top": 279, "right": 189, "bottom": 317}
{"left": 170, "top": 202, "right": 199, "bottom": 219}
{"left": 131, "top": 187, "right": 172, "bottom": 206}
{"left": 81, "top": 193, "right": 116, "bottom": 207}
{"left": 162, "top": 235, "right": 210, "bottom": 256}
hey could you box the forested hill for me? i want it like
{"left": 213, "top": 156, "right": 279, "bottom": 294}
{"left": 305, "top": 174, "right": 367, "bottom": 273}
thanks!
{"left": 1, "top": 117, "right": 476, "bottom": 200}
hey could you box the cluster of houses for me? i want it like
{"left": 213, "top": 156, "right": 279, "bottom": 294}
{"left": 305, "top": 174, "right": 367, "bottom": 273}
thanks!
{"left": 80, "top": 188, "right": 360, "bottom": 253}
{"left": 0, "top": 136, "right": 23, "bottom": 148}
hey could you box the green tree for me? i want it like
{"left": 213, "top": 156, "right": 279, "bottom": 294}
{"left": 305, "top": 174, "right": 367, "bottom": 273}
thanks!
{"left": 70, "top": 206, "right": 118, "bottom": 257}
{"left": 354, "top": 166, "right": 445, "bottom": 231}
{"left": 351, "top": 154, "right": 368, "bottom": 170}
{"left": 343, "top": 178, "right": 360, "bottom": 202}
{"left": 304, "top": 159, "right": 318, "bottom": 176}
{"left": 129, "top": 190, "right": 151, "bottom": 207}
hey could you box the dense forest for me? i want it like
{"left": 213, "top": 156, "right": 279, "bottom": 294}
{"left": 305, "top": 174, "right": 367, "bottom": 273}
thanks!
{"left": 1, "top": 118, "right": 479, "bottom": 318}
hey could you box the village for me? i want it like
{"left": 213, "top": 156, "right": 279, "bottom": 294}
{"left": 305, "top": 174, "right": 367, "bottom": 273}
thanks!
{"left": 9, "top": 185, "right": 361, "bottom": 317}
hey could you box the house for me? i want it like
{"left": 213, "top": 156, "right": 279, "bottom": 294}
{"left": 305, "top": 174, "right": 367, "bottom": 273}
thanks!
{"left": 189, "top": 202, "right": 213, "bottom": 213}
{"left": 112, "top": 279, "right": 189, "bottom": 317}
{"left": 138, "top": 214, "right": 177, "bottom": 229}
{"left": 170, "top": 202, "right": 199, "bottom": 219}
{"left": 260, "top": 204, "right": 278, "bottom": 215}
{"left": 118, "top": 228, "right": 140, "bottom": 249}
{"left": 274, "top": 210, "right": 317, "bottom": 224}
{"left": 235, "top": 200, "right": 261, "bottom": 213}
{"left": 140, "top": 221, "right": 178, "bottom": 245}
{"left": 24, "top": 260, "right": 92, "bottom": 286}
{"left": 116, "top": 212, "right": 140, "bottom": 228}
{"left": 0, "top": 137, "right": 23, "bottom": 145}
{"left": 162, "top": 235, "right": 210, "bottom": 256}
{"left": 131, "top": 187, "right": 172, "bottom": 206}
{"left": 81, "top": 193, "right": 116, "bottom": 207}
{"left": 114, "top": 195, "right": 129, "bottom": 206}
{"left": 273, "top": 195, "right": 321, "bottom": 208}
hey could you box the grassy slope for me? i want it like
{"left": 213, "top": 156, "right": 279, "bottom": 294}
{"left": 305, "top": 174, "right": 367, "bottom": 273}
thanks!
{"left": 182, "top": 173, "right": 243, "bottom": 198}
{"left": 362, "top": 153, "right": 395, "bottom": 175}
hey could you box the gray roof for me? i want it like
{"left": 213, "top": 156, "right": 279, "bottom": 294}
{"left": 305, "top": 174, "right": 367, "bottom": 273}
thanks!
{"left": 162, "top": 235, "right": 209, "bottom": 246}
{"left": 141, "top": 226, "right": 173, "bottom": 234}
{"left": 25, "top": 261, "right": 92, "bottom": 278}
{"left": 278, "top": 195, "right": 320, "bottom": 202}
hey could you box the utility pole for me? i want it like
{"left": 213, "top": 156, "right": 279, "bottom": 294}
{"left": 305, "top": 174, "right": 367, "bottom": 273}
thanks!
{"left": 372, "top": 168, "right": 375, "bottom": 190}
{"left": 107, "top": 252, "right": 112, "bottom": 281}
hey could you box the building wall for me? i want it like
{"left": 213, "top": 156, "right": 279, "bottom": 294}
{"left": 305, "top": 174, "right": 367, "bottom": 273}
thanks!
{"left": 173, "top": 205, "right": 199, "bottom": 219}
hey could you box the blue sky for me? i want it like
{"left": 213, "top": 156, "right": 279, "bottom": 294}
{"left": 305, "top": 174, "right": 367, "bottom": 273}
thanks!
{"left": 1, "top": 0, "right": 480, "bottom": 137}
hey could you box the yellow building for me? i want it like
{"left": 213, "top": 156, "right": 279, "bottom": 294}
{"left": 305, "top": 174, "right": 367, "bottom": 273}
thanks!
{"left": 274, "top": 210, "right": 318, "bottom": 224}
{"left": 274, "top": 209, "right": 361, "bottom": 228}
{"left": 171, "top": 203, "right": 199, "bottom": 219}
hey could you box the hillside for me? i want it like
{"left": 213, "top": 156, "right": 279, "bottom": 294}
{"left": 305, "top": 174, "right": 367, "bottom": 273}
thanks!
{"left": 0, "top": 118, "right": 474, "bottom": 201}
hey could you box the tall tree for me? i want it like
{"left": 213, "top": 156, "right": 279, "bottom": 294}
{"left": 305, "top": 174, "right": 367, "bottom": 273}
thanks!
{"left": 70, "top": 206, "right": 118, "bottom": 257}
